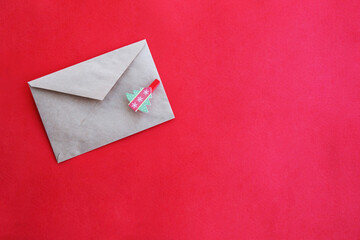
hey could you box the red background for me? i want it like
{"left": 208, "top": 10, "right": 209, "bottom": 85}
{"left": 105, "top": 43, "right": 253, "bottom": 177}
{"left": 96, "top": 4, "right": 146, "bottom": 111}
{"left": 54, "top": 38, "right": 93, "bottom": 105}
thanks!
{"left": 1, "top": 0, "right": 360, "bottom": 239}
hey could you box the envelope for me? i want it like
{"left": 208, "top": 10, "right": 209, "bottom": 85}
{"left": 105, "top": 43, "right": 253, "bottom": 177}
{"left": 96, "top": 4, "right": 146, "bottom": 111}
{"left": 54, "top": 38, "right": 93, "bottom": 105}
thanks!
{"left": 28, "top": 40, "right": 175, "bottom": 163}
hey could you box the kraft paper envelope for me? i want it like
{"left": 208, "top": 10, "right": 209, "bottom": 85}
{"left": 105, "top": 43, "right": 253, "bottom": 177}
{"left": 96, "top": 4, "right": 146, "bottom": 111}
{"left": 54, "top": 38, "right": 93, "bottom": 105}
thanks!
{"left": 28, "top": 40, "right": 175, "bottom": 163}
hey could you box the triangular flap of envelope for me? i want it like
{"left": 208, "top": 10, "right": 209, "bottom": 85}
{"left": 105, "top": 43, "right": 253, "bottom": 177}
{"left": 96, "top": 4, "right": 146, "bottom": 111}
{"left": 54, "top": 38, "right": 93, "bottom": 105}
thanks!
{"left": 28, "top": 40, "right": 146, "bottom": 100}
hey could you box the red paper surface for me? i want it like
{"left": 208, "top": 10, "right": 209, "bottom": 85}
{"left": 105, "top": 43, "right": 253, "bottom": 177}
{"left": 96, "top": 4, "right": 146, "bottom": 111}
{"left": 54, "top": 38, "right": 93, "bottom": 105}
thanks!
{"left": 1, "top": 1, "right": 360, "bottom": 239}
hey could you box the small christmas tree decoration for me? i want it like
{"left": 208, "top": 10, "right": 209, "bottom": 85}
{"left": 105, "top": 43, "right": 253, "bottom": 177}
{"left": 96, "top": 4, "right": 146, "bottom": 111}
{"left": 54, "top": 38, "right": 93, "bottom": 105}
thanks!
{"left": 126, "top": 79, "right": 160, "bottom": 113}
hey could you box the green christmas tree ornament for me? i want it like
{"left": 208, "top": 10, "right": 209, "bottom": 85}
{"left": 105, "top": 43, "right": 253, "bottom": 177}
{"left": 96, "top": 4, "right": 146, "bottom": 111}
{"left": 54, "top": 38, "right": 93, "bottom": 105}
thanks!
{"left": 127, "top": 79, "right": 160, "bottom": 113}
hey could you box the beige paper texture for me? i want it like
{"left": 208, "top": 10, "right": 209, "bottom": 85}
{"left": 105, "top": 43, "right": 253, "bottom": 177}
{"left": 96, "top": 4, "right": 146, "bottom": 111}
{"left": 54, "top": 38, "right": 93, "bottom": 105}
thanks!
{"left": 28, "top": 40, "right": 175, "bottom": 163}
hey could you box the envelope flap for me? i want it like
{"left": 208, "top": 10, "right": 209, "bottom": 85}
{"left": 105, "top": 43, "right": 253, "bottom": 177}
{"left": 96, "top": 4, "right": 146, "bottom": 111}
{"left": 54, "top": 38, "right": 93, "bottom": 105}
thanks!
{"left": 28, "top": 40, "right": 146, "bottom": 100}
